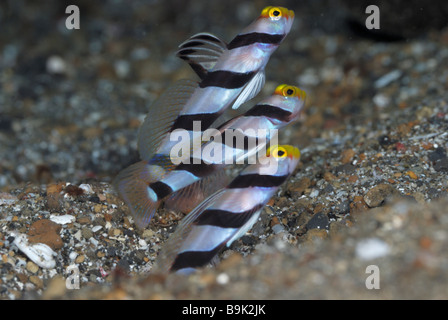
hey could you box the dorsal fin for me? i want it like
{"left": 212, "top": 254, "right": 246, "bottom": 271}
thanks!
{"left": 177, "top": 32, "right": 228, "bottom": 80}
{"left": 137, "top": 79, "right": 198, "bottom": 162}
{"left": 231, "top": 70, "right": 265, "bottom": 110}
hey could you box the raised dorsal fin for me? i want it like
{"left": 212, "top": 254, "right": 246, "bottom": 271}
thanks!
{"left": 137, "top": 79, "right": 198, "bottom": 162}
{"left": 177, "top": 32, "right": 228, "bottom": 80}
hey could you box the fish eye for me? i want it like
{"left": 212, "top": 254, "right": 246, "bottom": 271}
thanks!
{"left": 283, "top": 86, "right": 296, "bottom": 97}
{"left": 272, "top": 146, "right": 287, "bottom": 158}
{"left": 269, "top": 7, "right": 282, "bottom": 20}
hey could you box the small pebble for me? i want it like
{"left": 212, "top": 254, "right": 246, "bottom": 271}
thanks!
{"left": 406, "top": 171, "right": 418, "bottom": 179}
{"left": 26, "top": 261, "right": 39, "bottom": 274}
{"left": 306, "top": 212, "right": 329, "bottom": 230}
{"left": 142, "top": 229, "right": 155, "bottom": 238}
{"left": 216, "top": 273, "right": 230, "bottom": 285}
{"left": 341, "top": 149, "right": 356, "bottom": 164}
{"left": 350, "top": 196, "right": 369, "bottom": 215}
{"left": 138, "top": 239, "right": 148, "bottom": 250}
{"left": 27, "top": 219, "right": 63, "bottom": 250}
{"left": 46, "top": 55, "right": 66, "bottom": 74}
{"left": 75, "top": 255, "right": 85, "bottom": 264}
{"left": 69, "top": 251, "right": 78, "bottom": 261}
{"left": 29, "top": 275, "right": 44, "bottom": 289}
{"left": 94, "top": 204, "right": 103, "bottom": 213}
{"left": 290, "top": 177, "right": 311, "bottom": 196}
{"left": 364, "top": 184, "right": 396, "bottom": 208}
{"left": 323, "top": 172, "right": 336, "bottom": 182}
{"left": 81, "top": 227, "right": 93, "bottom": 239}
{"left": 78, "top": 184, "right": 94, "bottom": 194}
{"left": 272, "top": 224, "right": 285, "bottom": 234}
{"left": 304, "top": 229, "right": 328, "bottom": 242}
{"left": 90, "top": 238, "right": 99, "bottom": 247}
{"left": 50, "top": 214, "right": 76, "bottom": 225}
{"left": 309, "top": 189, "right": 319, "bottom": 198}
{"left": 355, "top": 238, "right": 390, "bottom": 260}
{"left": 374, "top": 69, "right": 402, "bottom": 88}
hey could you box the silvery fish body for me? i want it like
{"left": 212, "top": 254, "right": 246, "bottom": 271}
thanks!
{"left": 115, "top": 6, "right": 295, "bottom": 228}
{"left": 118, "top": 85, "right": 305, "bottom": 228}
{"left": 155, "top": 145, "right": 301, "bottom": 274}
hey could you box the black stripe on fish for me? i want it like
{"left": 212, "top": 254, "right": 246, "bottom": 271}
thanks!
{"left": 194, "top": 204, "right": 264, "bottom": 228}
{"left": 245, "top": 104, "right": 293, "bottom": 122}
{"left": 176, "top": 49, "right": 209, "bottom": 79}
{"left": 171, "top": 113, "right": 219, "bottom": 131}
{"left": 171, "top": 246, "right": 223, "bottom": 271}
{"left": 220, "top": 130, "right": 259, "bottom": 151}
{"left": 175, "top": 161, "right": 220, "bottom": 178}
{"left": 227, "top": 32, "right": 285, "bottom": 50}
{"left": 228, "top": 174, "right": 289, "bottom": 189}
{"left": 149, "top": 181, "right": 173, "bottom": 200}
{"left": 199, "top": 70, "right": 256, "bottom": 89}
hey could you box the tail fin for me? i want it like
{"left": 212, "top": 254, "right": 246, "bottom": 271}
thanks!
{"left": 114, "top": 161, "right": 164, "bottom": 229}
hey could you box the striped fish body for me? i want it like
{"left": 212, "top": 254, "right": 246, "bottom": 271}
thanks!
{"left": 199, "top": 84, "right": 306, "bottom": 165}
{"left": 162, "top": 85, "right": 306, "bottom": 192}
{"left": 155, "top": 145, "right": 301, "bottom": 274}
{"left": 139, "top": 6, "right": 295, "bottom": 163}
{"left": 115, "top": 7, "right": 295, "bottom": 229}
{"left": 122, "top": 85, "right": 306, "bottom": 228}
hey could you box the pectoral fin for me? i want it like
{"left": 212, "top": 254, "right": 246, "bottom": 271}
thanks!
{"left": 231, "top": 70, "right": 265, "bottom": 110}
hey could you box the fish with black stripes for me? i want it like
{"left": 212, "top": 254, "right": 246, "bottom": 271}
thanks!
{"left": 116, "top": 85, "right": 306, "bottom": 228}
{"left": 140, "top": 5, "right": 295, "bottom": 163}
{"left": 114, "top": 6, "right": 295, "bottom": 227}
{"left": 154, "top": 145, "right": 301, "bottom": 274}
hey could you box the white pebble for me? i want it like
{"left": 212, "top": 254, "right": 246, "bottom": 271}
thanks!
{"left": 69, "top": 251, "right": 78, "bottom": 261}
{"left": 50, "top": 214, "right": 76, "bottom": 225}
{"left": 92, "top": 225, "right": 102, "bottom": 232}
{"left": 216, "top": 273, "right": 229, "bottom": 285}
{"left": 355, "top": 238, "right": 390, "bottom": 260}
{"left": 138, "top": 239, "right": 148, "bottom": 250}
{"left": 114, "top": 60, "right": 130, "bottom": 78}
{"left": 78, "top": 184, "right": 94, "bottom": 194}
{"left": 272, "top": 224, "right": 285, "bottom": 234}
{"left": 73, "top": 230, "right": 82, "bottom": 241}
{"left": 46, "top": 55, "right": 66, "bottom": 74}
{"left": 373, "top": 93, "right": 390, "bottom": 108}
{"left": 13, "top": 233, "right": 56, "bottom": 269}
{"left": 89, "top": 237, "right": 99, "bottom": 247}
{"left": 374, "top": 70, "right": 402, "bottom": 89}
{"left": 310, "top": 189, "right": 319, "bottom": 198}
